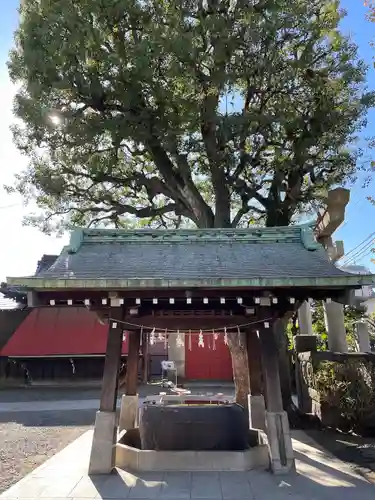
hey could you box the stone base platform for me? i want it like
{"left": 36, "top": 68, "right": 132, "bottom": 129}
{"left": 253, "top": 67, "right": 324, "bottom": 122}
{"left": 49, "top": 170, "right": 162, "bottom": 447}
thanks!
{"left": 115, "top": 428, "right": 269, "bottom": 472}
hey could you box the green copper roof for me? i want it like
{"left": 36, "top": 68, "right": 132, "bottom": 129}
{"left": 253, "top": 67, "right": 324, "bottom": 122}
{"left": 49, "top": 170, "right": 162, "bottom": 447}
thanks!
{"left": 7, "top": 225, "right": 375, "bottom": 290}
{"left": 66, "top": 224, "right": 320, "bottom": 252}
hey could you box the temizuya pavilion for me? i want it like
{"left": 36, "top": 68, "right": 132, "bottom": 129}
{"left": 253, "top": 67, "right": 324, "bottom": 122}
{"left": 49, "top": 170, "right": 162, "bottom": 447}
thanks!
{"left": 7, "top": 225, "right": 375, "bottom": 475}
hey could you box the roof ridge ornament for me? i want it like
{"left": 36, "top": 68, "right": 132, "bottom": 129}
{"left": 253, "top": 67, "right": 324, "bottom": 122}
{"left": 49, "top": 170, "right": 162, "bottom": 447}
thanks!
{"left": 68, "top": 229, "right": 85, "bottom": 254}
{"left": 300, "top": 222, "right": 320, "bottom": 251}
{"left": 69, "top": 226, "right": 303, "bottom": 244}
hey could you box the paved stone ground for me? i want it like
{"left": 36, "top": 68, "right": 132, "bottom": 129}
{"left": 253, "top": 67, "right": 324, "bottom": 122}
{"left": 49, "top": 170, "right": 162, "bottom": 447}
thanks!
{"left": 305, "top": 428, "right": 375, "bottom": 483}
{"left": 2, "top": 385, "right": 375, "bottom": 497}
{"left": 1, "top": 430, "right": 375, "bottom": 500}
{"left": 0, "top": 384, "right": 234, "bottom": 493}
{"left": 0, "top": 410, "right": 95, "bottom": 494}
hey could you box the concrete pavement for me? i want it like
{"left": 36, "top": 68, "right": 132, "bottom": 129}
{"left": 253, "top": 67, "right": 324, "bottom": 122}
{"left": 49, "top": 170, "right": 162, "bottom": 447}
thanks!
{"left": 1, "top": 429, "right": 374, "bottom": 499}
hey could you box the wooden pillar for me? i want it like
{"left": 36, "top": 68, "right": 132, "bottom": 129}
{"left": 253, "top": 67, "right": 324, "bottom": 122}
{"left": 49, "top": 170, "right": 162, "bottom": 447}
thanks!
{"left": 258, "top": 315, "right": 295, "bottom": 473}
{"left": 99, "top": 311, "right": 124, "bottom": 411}
{"left": 125, "top": 330, "right": 141, "bottom": 396}
{"left": 247, "top": 329, "right": 266, "bottom": 430}
{"left": 142, "top": 330, "right": 150, "bottom": 384}
{"left": 119, "top": 329, "right": 141, "bottom": 433}
{"left": 258, "top": 323, "right": 283, "bottom": 412}
{"left": 89, "top": 307, "right": 123, "bottom": 474}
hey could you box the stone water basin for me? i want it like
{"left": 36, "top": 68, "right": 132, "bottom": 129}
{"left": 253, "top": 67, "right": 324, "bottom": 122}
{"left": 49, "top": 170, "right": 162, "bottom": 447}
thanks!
{"left": 116, "top": 403, "right": 269, "bottom": 471}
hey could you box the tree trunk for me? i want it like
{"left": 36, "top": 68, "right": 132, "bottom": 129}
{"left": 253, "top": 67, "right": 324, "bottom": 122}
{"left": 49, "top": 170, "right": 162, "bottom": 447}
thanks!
{"left": 196, "top": 208, "right": 296, "bottom": 414}
{"left": 265, "top": 208, "right": 290, "bottom": 227}
{"left": 227, "top": 331, "right": 249, "bottom": 408}
{"left": 198, "top": 214, "right": 251, "bottom": 406}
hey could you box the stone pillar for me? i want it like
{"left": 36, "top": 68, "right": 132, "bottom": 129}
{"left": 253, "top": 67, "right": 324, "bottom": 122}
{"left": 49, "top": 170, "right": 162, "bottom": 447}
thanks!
{"left": 323, "top": 300, "right": 348, "bottom": 352}
{"left": 89, "top": 310, "right": 123, "bottom": 474}
{"left": 356, "top": 321, "right": 371, "bottom": 353}
{"left": 258, "top": 319, "right": 295, "bottom": 474}
{"left": 119, "top": 394, "right": 139, "bottom": 432}
{"left": 297, "top": 301, "right": 313, "bottom": 336}
{"left": 247, "top": 330, "right": 266, "bottom": 431}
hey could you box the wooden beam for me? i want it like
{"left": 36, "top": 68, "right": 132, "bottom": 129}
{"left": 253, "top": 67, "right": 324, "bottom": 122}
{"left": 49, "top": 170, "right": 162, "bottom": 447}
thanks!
{"left": 122, "top": 316, "right": 251, "bottom": 331}
{"left": 125, "top": 330, "right": 141, "bottom": 396}
{"left": 99, "top": 308, "right": 124, "bottom": 412}
{"left": 36, "top": 288, "right": 347, "bottom": 308}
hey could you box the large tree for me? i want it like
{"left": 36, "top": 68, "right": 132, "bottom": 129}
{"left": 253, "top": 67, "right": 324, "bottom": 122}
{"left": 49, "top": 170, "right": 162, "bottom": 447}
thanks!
{"left": 7, "top": 0, "right": 374, "bottom": 407}
{"left": 365, "top": 1, "right": 375, "bottom": 264}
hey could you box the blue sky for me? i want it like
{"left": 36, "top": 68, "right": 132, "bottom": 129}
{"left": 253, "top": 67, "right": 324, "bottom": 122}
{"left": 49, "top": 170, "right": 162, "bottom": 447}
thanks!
{"left": 0, "top": 0, "right": 374, "bottom": 282}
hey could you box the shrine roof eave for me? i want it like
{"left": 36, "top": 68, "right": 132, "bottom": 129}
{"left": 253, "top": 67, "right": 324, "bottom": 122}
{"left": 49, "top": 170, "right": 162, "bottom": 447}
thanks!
{"left": 6, "top": 274, "right": 375, "bottom": 291}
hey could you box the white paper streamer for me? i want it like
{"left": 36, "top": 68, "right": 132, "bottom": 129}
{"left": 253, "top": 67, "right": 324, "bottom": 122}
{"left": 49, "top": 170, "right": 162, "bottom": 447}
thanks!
{"left": 150, "top": 327, "right": 156, "bottom": 345}
{"left": 198, "top": 330, "right": 204, "bottom": 348}
{"left": 176, "top": 330, "right": 184, "bottom": 348}
{"left": 212, "top": 330, "right": 217, "bottom": 350}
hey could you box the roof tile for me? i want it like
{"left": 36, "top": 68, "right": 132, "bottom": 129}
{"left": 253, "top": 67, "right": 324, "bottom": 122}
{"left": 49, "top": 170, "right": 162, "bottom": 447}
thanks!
{"left": 38, "top": 232, "right": 346, "bottom": 281}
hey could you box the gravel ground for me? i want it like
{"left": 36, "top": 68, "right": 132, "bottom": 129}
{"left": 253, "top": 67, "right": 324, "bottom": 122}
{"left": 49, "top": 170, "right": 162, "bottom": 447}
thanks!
{"left": 0, "top": 409, "right": 95, "bottom": 494}
{"left": 0, "top": 384, "right": 234, "bottom": 494}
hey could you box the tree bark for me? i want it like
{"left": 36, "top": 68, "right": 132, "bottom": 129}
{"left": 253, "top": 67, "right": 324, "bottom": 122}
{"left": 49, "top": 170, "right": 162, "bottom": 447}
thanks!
{"left": 247, "top": 329, "right": 263, "bottom": 396}
{"left": 194, "top": 204, "right": 296, "bottom": 413}
{"left": 227, "top": 331, "right": 250, "bottom": 408}
{"left": 197, "top": 213, "right": 251, "bottom": 406}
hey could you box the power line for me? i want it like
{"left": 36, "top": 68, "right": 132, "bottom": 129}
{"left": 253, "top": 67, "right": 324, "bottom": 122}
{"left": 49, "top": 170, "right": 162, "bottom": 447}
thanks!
{"left": 342, "top": 244, "right": 373, "bottom": 267}
{"left": 343, "top": 233, "right": 374, "bottom": 261}
{"left": 339, "top": 231, "right": 375, "bottom": 265}
{"left": 343, "top": 239, "right": 375, "bottom": 266}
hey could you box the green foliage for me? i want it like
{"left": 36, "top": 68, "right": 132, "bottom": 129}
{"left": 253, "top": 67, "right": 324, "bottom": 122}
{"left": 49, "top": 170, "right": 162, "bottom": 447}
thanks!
{"left": 310, "top": 301, "right": 366, "bottom": 350}
{"left": 6, "top": 0, "right": 374, "bottom": 232}
{"left": 315, "top": 359, "right": 375, "bottom": 434}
